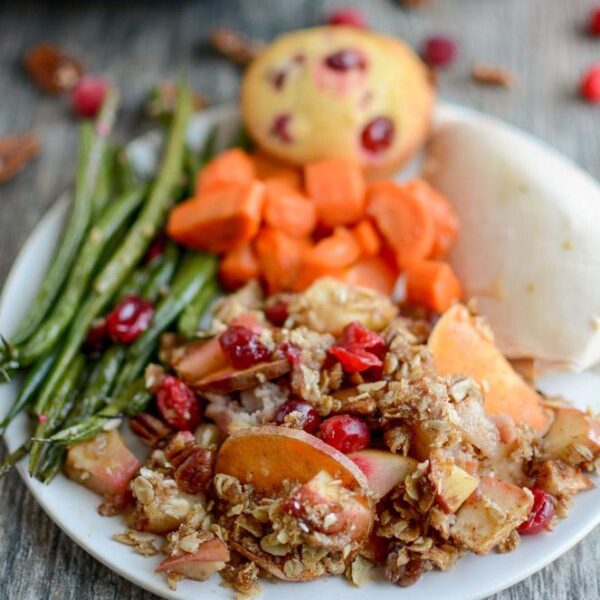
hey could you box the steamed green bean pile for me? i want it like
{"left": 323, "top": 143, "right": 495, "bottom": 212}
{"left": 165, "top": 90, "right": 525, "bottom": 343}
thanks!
{"left": 0, "top": 82, "right": 219, "bottom": 482}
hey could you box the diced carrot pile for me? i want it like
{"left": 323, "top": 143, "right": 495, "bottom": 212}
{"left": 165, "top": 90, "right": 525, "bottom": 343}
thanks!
{"left": 167, "top": 148, "right": 463, "bottom": 311}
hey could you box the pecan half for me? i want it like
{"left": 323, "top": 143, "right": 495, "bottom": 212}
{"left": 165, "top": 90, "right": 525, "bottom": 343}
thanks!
{"left": 164, "top": 431, "right": 215, "bottom": 494}
{"left": 471, "top": 63, "right": 515, "bottom": 87}
{"left": 130, "top": 412, "right": 173, "bottom": 447}
{"left": 0, "top": 134, "right": 40, "bottom": 184}
{"left": 210, "top": 27, "right": 264, "bottom": 66}
{"left": 24, "top": 43, "right": 83, "bottom": 94}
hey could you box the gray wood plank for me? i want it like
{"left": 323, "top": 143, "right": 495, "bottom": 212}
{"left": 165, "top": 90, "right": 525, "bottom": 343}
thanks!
{"left": 0, "top": 0, "right": 598, "bottom": 598}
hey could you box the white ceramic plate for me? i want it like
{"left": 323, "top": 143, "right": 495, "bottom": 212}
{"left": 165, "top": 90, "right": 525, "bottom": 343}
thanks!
{"left": 1, "top": 104, "right": 599, "bottom": 600}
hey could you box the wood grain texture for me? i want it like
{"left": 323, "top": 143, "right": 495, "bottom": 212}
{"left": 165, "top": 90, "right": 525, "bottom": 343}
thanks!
{"left": 0, "top": 0, "right": 599, "bottom": 598}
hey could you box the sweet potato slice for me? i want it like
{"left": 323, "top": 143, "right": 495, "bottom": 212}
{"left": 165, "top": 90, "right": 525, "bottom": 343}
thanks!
{"left": 192, "top": 359, "right": 290, "bottom": 393}
{"left": 215, "top": 426, "right": 370, "bottom": 496}
{"left": 171, "top": 337, "right": 229, "bottom": 384}
{"left": 429, "top": 304, "right": 550, "bottom": 432}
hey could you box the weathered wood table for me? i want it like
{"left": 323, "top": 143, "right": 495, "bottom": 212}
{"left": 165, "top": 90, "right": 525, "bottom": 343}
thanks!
{"left": 1, "top": 0, "right": 598, "bottom": 598}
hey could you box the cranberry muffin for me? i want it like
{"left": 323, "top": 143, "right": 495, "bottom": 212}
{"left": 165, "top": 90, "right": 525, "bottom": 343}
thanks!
{"left": 241, "top": 26, "right": 434, "bottom": 177}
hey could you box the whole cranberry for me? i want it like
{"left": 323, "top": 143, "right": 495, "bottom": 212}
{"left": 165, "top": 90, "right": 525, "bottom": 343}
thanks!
{"left": 271, "top": 113, "right": 293, "bottom": 143}
{"left": 518, "top": 488, "right": 555, "bottom": 535}
{"left": 265, "top": 300, "right": 289, "bottom": 327}
{"left": 327, "top": 7, "right": 367, "bottom": 28}
{"left": 219, "top": 324, "right": 271, "bottom": 369}
{"left": 589, "top": 7, "right": 600, "bottom": 35}
{"left": 156, "top": 376, "right": 201, "bottom": 431}
{"left": 361, "top": 116, "right": 395, "bottom": 153}
{"left": 83, "top": 318, "right": 108, "bottom": 353}
{"left": 320, "top": 414, "right": 370, "bottom": 453}
{"left": 71, "top": 76, "right": 109, "bottom": 118}
{"left": 275, "top": 400, "right": 322, "bottom": 433}
{"left": 324, "top": 49, "right": 368, "bottom": 72}
{"left": 144, "top": 233, "right": 167, "bottom": 263}
{"left": 423, "top": 35, "right": 457, "bottom": 68}
{"left": 581, "top": 65, "right": 600, "bottom": 103}
{"left": 106, "top": 295, "right": 154, "bottom": 344}
{"left": 338, "top": 321, "right": 386, "bottom": 357}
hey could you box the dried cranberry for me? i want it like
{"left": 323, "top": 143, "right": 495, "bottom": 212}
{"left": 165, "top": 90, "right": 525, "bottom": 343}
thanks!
{"left": 275, "top": 400, "right": 322, "bottom": 433}
{"left": 83, "top": 318, "right": 108, "bottom": 353}
{"left": 338, "top": 321, "right": 386, "bottom": 357}
{"left": 270, "top": 114, "right": 293, "bottom": 143}
{"left": 265, "top": 300, "right": 289, "bottom": 326}
{"left": 320, "top": 414, "right": 370, "bottom": 453}
{"left": 106, "top": 295, "right": 154, "bottom": 344}
{"left": 581, "top": 65, "right": 600, "bottom": 103}
{"left": 324, "top": 49, "right": 367, "bottom": 72}
{"left": 219, "top": 324, "right": 271, "bottom": 369}
{"left": 423, "top": 36, "right": 457, "bottom": 68}
{"left": 327, "top": 7, "right": 367, "bottom": 28}
{"left": 328, "top": 345, "right": 382, "bottom": 373}
{"left": 156, "top": 376, "right": 201, "bottom": 431}
{"left": 589, "top": 7, "right": 600, "bottom": 35}
{"left": 518, "top": 488, "right": 555, "bottom": 535}
{"left": 144, "top": 233, "right": 167, "bottom": 263}
{"left": 361, "top": 116, "right": 395, "bottom": 153}
{"left": 71, "top": 76, "right": 109, "bottom": 118}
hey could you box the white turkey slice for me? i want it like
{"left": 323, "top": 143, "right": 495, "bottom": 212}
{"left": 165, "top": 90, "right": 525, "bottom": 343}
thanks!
{"left": 423, "top": 106, "right": 600, "bottom": 374}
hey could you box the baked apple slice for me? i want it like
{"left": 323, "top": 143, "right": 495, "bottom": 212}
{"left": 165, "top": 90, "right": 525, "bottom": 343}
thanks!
{"left": 156, "top": 538, "right": 229, "bottom": 580}
{"left": 65, "top": 430, "right": 140, "bottom": 499}
{"left": 449, "top": 476, "right": 533, "bottom": 554}
{"left": 348, "top": 449, "right": 417, "bottom": 499}
{"left": 544, "top": 407, "right": 600, "bottom": 467}
{"left": 192, "top": 359, "right": 290, "bottom": 394}
{"left": 428, "top": 449, "right": 478, "bottom": 514}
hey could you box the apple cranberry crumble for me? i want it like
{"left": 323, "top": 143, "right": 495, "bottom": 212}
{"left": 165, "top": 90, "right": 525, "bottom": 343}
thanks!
{"left": 66, "top": 279, "right": 599, "bottom": 594}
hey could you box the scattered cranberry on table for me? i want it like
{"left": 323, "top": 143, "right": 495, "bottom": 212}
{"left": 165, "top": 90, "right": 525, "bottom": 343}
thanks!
{"left": 106, "top": 295, "right": 154, "bottom": 344}
{"left": 589, "top": 7, "right": 600, "bottom": 36}
{"left": 219, "top": 324, "right": 271, "bottom": 369}
{"left": 518, "top": 488, "right": 555, "bottom": 535}
{"left": 580, "top": 64, "right": 600, "bottom": 103}
{"left": 156, "top": 375, "right": 201, "bottom": 431}
{"left": 320, "top": 414, "right": 371, "bottom": 453}
{"left": 422, "top": 35, "right": 457, "bottom": 68}
{"left": 83, "top": 318, "right": 108, "bottom": 353}
{"left": 275, "top": 399, "right": 322, "bottom": 433}
{"left": 326, "top": 7, "right": 367, "bottom": 28}
{"left": 361, "top": 116, "right": 395, "bottom": 153}
{"left": 71, "top": 75, "right": 109, "bottom": 118}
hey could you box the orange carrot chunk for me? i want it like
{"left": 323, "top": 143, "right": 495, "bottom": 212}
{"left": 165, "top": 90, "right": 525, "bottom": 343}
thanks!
{"left": 167, "top": 181, "right": 265, "bottom": 254}
{"left": 263, "top": 179, "right": 317, "bottom": 238}
{"left": 352, "top": 219, "right": 381, "bottom": 257}
{"left": 219, "top": 244, "right": 260, "bottom": 290}
{"left": 293, "top": 227, "right": 361, "bottom": 291}
{"left": 304, "top": 157, "right": 366, "bottom": 227}
{"left": 403, "top": 179, "right": 459, "bottom": 258}
{"left": 367, "top": 180, "right": 435, "bottom": 269}
{"left": 254, "top": 228, "right": 310, "bottom": 294}
{"left": 252, "top": 151, "right": 302, "bottom": 188}
{"left": 195, "top": 148, "right": 256, "bottom": 196}
{"left": 405, "top": 260, "right": 462, "bottom": 313}
{"left": 340, "top": 256, "right": 398, "bottom": 295}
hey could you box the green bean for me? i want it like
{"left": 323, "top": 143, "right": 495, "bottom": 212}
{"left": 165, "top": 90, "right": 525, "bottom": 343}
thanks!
{"left": 29, "top": 354, "right": 86, "bottom": 475}
{"left": 49, "top": 378, "right": 151, "bottom": 446}
{"left": 184, "top": 127, "right": 217, "bottom": 193}
{"left": 0, "top": 441, "right": 31, "bottom": 479}
{"left": 177, "top": 279, "right": 219, "bottom": 339}
{"left": 140, "top": 242, "right": 180, "bottom": 301}
{"left": 10, "top": 90, "right": 119, "bottom": 347}
{"left": 0, "top": 347, "right": 60, "bottom": 436}
{"left": 30, "top": 84, "right": 192, "bottom": 425}
{"left": 113, "top": 252, "right": 218, "bottom": 394}
{"left": 15, "top": 186, "right": 146, "bottom": 367}
{"left": 92, "top": 145, "right": 116, "bottom": 218}
{"left": 37, "top": 444, "right": 65, "bottom": 484}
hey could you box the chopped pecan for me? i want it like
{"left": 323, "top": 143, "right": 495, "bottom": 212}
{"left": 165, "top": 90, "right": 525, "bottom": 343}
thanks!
{"left": 0, "top": 133, "right": 40, "bottom": 184}
{"left": 23, "top": 43, "right": 83, "bottom": 94}
{"left": 129, "top": 412, "right": 173, "bottom": 447}
{"left": 210, "top": 27, "right": 264, "bottom": 66}
{"left": 164, "top": 431, "right": 215, "bottom": 494}
{"left": 472, "top": 63, "right": 515, "bottom": 87}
